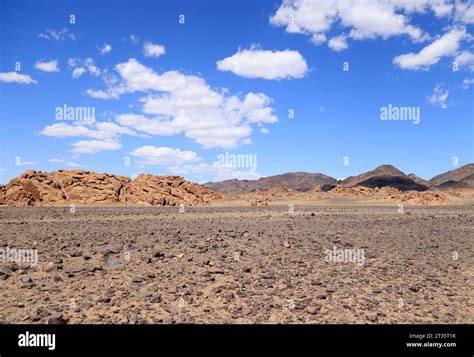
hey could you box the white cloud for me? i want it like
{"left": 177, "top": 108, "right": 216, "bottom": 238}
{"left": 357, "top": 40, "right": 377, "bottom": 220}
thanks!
{"left": 169, "top": 162, "right": 263, "bottom": 181}
{"left": 86, "top": 89, "right": 120, "bottom": 99}
{"left": 35, "top": 60, "right": 59, "bottom": 72}
{"left": 269, "top": 0, "right": 441, "bottom": 47}
{"left": 41, "top": 123, "right": 115, "bottom": 139}
{"left": 48, "top": 158, "right": 65, "bottom": 163}
{"left": 38, "top": 28, "right": 76, "bottom": 41}
{"left": 328, "top": 34, "right": 348, "bottom": 51}
{"left": 117, "top": 114, "right": 177, "bottom": 136}
{"left": 71, "top": 140, "right": 122, "bottom": 154}
{"left": 40, "top": 121, "right": 138, "bottom": 140}
{"left": 130, "top": 34, "right": 140, "bottom": 44}
{"left": 0, "top": 72, "right": 37, "bottom": 84}
{"left": 99, "top": 44, "right": 112, "bottom": 54}
{"left": 72, "top": 67, "right": 86, "bottom": 78}
{"left": 393, "top": 28, "right": 466, "bottom": 70}
{"left": 455, "top": 0, "right": 474, "bottom": 24}
{"left": 427, "top": 83, "right": 449, "bottom": 109}
{"left": 130, "top": 146, "right": 200, "bottom": 166}
{"left": 88, "top": 58, "right": 278, "bottom": 148}
{"left": 311, "top": 33, "right": 327, "bottom": 45}
{"left": 143, "top": 42, "right": 166, "bottom": 58}
{"left": 216, "top": 48, "right": 308, "bottom": 80}
{"left": 454, "top": 51, "right": 474, "bottom": 71}
{"left": 69, "top": 58, "right": 101, "bottom": 78}
{"left": 462, "top": 78, "right": 474, "bottom": 89}
{"left": 66, "top": 162, "right": 85, "bottom": 167}
{"left": 95, "top": 121, "right": 138, "bottom": 136}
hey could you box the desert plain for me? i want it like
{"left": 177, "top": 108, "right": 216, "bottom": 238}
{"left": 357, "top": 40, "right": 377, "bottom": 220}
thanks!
{"left": 0, "top": 201, "right": 472, "bottom": 324}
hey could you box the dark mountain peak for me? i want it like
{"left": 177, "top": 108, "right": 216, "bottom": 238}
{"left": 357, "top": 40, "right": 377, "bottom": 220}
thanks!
{"left": 372, "top": 164, "right": 405, "bottom": 176}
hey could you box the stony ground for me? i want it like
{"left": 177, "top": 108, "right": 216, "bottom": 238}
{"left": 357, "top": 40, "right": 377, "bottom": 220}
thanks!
{"left": 0, "top": 205, "right": 472, "bottom": 324}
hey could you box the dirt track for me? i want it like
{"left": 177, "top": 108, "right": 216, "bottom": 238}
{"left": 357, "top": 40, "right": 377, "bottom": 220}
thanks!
{"left": 0, "top": 205, "right": 473, "bottom": 324}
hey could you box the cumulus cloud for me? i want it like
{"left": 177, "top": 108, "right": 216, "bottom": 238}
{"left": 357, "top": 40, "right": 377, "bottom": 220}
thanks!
{"left": 72, "top": 67, "right": 86, "bottom": 78}
{"left": 95, "top": 121, "right": 138, "bottom": 135}
{"left": 269, "top": 0, "right": 440, "bottom": 47}
{"left": 41, "top": 123, "right": 113, "bottom": 139}
{"left": 87, "top": 58, "right": 278, "bottom": 148}
{"left": 130, "top": 146, "right": 200, "bottom": 166}
{"left": 427, "top": 83, "right": 449, "bottom": 109}
{"left": 117, "top": 114, "right": 177, "bottom": 136}
{"left": 393, "top": 28, "right": 466, "bottom": 70}
{"left": 216, "top": 48, "right": 308, "bottom": 79}
{"left": 454, "top": 51, "right": 474, "bottom": 71}
{"left": 40, "top": 120, "right": 138, "bottom": 140}
{"left": 143, "top": 42, "right": 166, "bottom": 58}
{"left": 99, "top": 44, "right": 112, "bottom": 54}
{"left": 128, "top": 146, "right": 263, "bottom": 181}
{"left": 71, "top": 140, "right": 122, "bottom": 154}
{"left": 35, "top": 60, "right": 59, "bottom": 72}
{"left": 68, "top": 58, "right": 101, "bottom": 78}
{"left": 328, "top": 34, "right": 348, "bottom": 51}
{"left": 0, "top": 72, "right": 37, "bottom": 84}
{"left": 38, "top": 28, "right": 76, "bottom": 41}
{"left": 455, "top": 0, "right": 474, "bottom": 24}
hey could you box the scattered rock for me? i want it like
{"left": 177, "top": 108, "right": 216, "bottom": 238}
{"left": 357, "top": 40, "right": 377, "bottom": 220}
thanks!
{"left": 47, "top": 313, "right": 68, "bottom": 325}
{"left": 307, "top": 305, "right": 322, "bottom": 315}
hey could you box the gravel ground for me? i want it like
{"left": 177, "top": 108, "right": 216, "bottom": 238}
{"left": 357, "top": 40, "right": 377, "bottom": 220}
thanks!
{"left": 0, "top": 205, "right": 472, "bottom": 324}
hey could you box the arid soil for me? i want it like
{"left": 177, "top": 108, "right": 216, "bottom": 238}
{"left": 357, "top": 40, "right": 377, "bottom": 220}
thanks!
{"left": 0, "top": 204, "right": 472, "bottom": 324}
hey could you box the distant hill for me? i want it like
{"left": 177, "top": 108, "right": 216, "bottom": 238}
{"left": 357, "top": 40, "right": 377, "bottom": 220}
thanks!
{"left": 429, "top": 164, "right": 474, "bottom": 189}
{"left": 436, "top": 173, "right": 474, "bottom": 190}
{"left": 206, "top": 172, "right": 336, "bottom": 193}
{"left": 407, "top": 173, "right": 430, "bottom": 187}
{"left": 341, "top": 165, "right": 429, "bottom": 191}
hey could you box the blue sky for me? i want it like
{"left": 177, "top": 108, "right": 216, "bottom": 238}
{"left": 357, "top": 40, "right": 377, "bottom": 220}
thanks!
{"left": 0, "top": 0, "right": 473, "bottom": 184}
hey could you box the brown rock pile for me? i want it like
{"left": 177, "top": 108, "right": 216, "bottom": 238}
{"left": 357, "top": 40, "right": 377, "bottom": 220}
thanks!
{"left": 329, "top": 185, "right": 457, "bottom": 205}
{"left": 249, "top": 198, "right": 271, "bottom": 206}
{"left": 121, "top": 173, "right": 218, "bottom": 206}
{"left": 0, "top": 170, "right": 219, "bottom": 206}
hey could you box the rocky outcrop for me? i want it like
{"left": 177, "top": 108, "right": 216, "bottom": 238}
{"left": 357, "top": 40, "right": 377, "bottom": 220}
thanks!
{"left": 329, "top": 185, "right": 459, "bottom": 205}
{"left": 121, "top": 173, "right": 218, "bottom": 206}
{"left": 0, "top": 170, "right": 219, "bottom": 206}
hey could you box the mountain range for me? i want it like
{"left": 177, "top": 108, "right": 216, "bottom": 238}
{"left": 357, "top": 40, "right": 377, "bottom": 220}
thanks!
{"left": 206, "top": 164, "right": 474, "bottom": 194}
